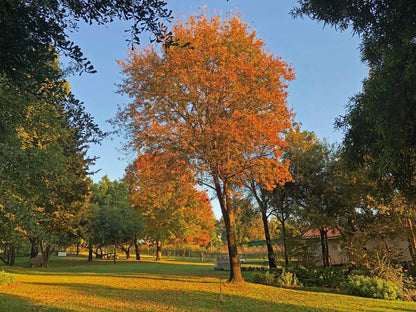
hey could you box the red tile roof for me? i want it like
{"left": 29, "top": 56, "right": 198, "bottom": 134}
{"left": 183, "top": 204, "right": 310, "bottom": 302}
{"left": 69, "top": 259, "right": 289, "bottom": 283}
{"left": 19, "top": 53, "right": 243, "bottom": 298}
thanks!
{"left": 303, "top": 228, "right": 341, "bottom": 239}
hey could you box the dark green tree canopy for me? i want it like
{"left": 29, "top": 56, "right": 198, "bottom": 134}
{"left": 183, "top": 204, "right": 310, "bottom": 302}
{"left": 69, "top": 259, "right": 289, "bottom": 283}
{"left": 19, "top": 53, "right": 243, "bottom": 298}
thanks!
{"left": 294, "top": 0, "right": 416, "bottom": 198}
{"left": 0, "top": 0, "right": 172, "bottom": 82}
{"left": 292, "top": 0, "right": 416, "bottom": 63}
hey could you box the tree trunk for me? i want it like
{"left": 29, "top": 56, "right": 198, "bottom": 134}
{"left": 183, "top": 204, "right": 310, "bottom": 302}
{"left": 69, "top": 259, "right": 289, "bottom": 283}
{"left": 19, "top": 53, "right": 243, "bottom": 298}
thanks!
{"left": 30, "top": 237, "right": 39, "bottom": 259}
{"left": 406, "top": 218, "right": 416, "bottom": 266}
{"left": 88, "top": 240, "right": 93, "bottom": 262}
{"left": 134, "top": 235, "right": 141, "bottom": 260}
{"left": 121, "top": 244, "right": 131, "bottom": 260}
{"left": 76, "top": 243, "right": 80, "bottom": 256}
{"left": 325, "top": 232, "right": 329, "bottom": 267}
{"left": 1, "top": 244, "right": 16, "bottom": 266}
{"left": 156, "top": 240, "right": 162, "bottom": 261}
{"left": 260, "top": 209, "right": 277, "bottom": 269}
{"left": 320, "top": 229, "right": 329, "bottom": 268}
{"left": 113, "top": 240, "right": 117, "bottom": 264}
{"left": 281, "top": 220, "right": 289, "bottom": 266}
{"left": 9, "top": 245, "right": 15, "bottom": 266}
{"left": 216, "top": 181, "right": 243, "bottom": 283}
{"left": 96, "top": 247, "right": 103, "bottom": 258}
{"left": 0, "top": 248, "right": 8, "bottom": 265}
{"left": 41, "top": 244, "right": 53, "bottom": 268}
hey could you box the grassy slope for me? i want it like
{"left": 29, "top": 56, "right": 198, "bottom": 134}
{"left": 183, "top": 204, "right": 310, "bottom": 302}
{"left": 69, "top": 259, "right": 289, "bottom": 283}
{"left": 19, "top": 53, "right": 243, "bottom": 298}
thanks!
{"left": 1, "top": 256, "right": 416, "bottom": 312}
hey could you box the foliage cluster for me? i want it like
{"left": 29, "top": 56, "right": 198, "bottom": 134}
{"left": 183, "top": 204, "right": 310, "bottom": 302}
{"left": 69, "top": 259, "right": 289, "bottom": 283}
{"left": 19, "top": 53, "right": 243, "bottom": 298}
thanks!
{"left": 253, "top": 271, "right": 275, "bottom": 286}
{"left": 402, "top": 275, "right": 416, "bottom": 302}
{"left": 0, "top": 0, "right": 178, "bottom": 269}
{"left": 0, "top": 271, "right": 15, "bottom": 287}
{"left": 1, "top": 0, "right": 172, "bottom": 82}
{"left": 251, "top": 263, "right": 416, "bottom": 301}
{"left": 294, "top": 0, "right": 416, "bottom": 201}
{"left": 126, "top": 155, "right": 217, "bottom": 261}
{"left": 275, "top": 270, "right": 302, "bottom": 288}
{"left": 280, "top": 265, "right": 346, "bottom": 288}
{"left": 344, "top": 275, "right": 402, "bottom": 300}
{"left": 83, "top": 176, "right": 144, "bottom": 262}
{"left": 0, "top": 59, "right": 102, "bottom": 267}
{"left": 350, "top": 248, "right": 405, "bottom": 289}
{"left": 253, "top": 269, "right": 302, "bottom": 288}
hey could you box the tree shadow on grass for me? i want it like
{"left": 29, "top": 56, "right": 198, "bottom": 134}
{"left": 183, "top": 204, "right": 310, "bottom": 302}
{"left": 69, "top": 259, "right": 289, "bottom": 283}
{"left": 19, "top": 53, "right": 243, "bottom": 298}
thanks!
{"left": 4, "top": 260, "right": 416, "bottom": 311}
{"left": 20, "top": 281, "right": 416, "bottom": 312}
{"left": 20, "top": 281, "right": 316, "bottom": 312}
{"left": 0, "top": 292, "right": 69, "bottom": 312}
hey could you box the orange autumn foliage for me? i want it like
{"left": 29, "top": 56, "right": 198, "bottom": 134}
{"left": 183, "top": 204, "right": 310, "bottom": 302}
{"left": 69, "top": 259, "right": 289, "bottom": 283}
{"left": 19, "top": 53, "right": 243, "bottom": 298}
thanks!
{"left": 117, "top": 9, "right": 295, "bottom": 282}
{"left": 126, "top": 152, "right": 216, "bottom": 251}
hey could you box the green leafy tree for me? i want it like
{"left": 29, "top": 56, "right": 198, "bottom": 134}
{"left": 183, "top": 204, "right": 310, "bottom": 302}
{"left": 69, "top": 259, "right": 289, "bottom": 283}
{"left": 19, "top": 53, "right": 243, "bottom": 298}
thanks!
{"left": 88, "top": 176, "right": 143, "bottom": 263}
{"left": 0, "top": 58, "right": 102, "bottom": 266}
{"left": 288, "top": 132, "right": 339, "bottom": 268}
{"left": 250, "top": 130, "right": 329, "bottom": 266}
{"left": 247, "top": 180, "right": 283, "bottom": 268}
{"left": 232, "top": 198, "right": 264, "bottom": 247}
{"left": 126, "top": 154, "right": 216, "bottom": 261}
{"left": 269, "top": 185, "right": 298, "bottom": 266}
{"left": 293, "top": 0, "right": 416, "bottom": 201}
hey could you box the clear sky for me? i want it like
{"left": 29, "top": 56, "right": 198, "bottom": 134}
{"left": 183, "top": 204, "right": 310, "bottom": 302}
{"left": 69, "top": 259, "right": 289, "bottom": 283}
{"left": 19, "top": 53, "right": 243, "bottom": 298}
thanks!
{"left": 65, "top": 0, "right": 368, "bottom": 193}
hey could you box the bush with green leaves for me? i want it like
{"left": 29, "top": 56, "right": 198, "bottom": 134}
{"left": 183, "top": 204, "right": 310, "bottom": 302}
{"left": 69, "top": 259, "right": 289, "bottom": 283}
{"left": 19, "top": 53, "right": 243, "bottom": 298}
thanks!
{"left": 282, "top": 265, "right": 345, "bottom": 288}
{"left": 253, "top": 271, "right": 275, "bottom": 286}
{"left": 276, "top": 270, "right": 302, "bottom": 288}
{"left": 401, "top": 275, "right": 416, "bottom": 302}
{"left": 253, "top": 270, "right": 302, "bottom": 288}
{"left": 0, "top": 271, "right": 15, "bottom": 287}
{"left": 344, "top": 275, "right": 402, "bottom": 300}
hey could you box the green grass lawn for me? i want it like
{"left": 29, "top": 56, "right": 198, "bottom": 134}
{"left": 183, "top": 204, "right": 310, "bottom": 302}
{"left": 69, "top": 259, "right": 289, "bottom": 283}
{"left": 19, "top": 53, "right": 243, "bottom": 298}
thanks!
{"left": 1, "top": 255, "right": 416, "bottom": 311}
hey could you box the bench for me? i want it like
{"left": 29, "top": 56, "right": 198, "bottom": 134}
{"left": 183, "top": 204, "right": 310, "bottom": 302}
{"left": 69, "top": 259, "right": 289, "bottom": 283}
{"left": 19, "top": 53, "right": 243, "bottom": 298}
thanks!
{"left": 214, "top": 258, "right": 245, "bottom": 271}
{"left": 30, "top": 256, "right": 44, "bottom": 267}
{"left": 214, "top": 258, "right": 230, "bottom": 270}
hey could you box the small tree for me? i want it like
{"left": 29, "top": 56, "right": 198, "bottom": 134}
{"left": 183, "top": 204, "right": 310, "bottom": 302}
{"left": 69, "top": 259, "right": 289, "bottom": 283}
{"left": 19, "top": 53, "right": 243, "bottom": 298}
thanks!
{"left": 89, "top": 176, "right": 143, "bottom": 263}
{"left": 287, "top": 133, "right": 339, "bottom": 268}
{"left": 126, "top": 153, "right": 216, "bottom": 261}
{"left": 246, "top": 179, "right": 279, "bottom": 268}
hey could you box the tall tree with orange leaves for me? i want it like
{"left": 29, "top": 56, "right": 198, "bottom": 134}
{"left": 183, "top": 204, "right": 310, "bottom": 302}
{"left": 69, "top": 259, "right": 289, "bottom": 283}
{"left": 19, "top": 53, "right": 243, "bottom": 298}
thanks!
{"left": 115, "top": 10, "right": 294, "bottom": 283}
{"left": 126, "top": 153, "right": 216, "bottom": 261}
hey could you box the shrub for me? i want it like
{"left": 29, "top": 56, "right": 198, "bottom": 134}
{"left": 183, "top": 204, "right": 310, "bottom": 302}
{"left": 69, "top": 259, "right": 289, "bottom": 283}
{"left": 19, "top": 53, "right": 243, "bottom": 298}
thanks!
{"left": 283, "top": 265, "right": 345, "bottom": 288}
{"left": 253, "top": 271, "right": 275, "bottom": 286}
{"left": 0, "top": 271, "right": 15, "bottom": 287}
{"left": 253, "top": 270, "right": 302, "bottom": 288}
{"left": 402, "top": 275, "right": 416, "bottom": 302}
{"left": 276, "top": 270, "right": 302, "bottom": 288}
{"left": 345, "top": 275, "right": 402, "bottom": 300}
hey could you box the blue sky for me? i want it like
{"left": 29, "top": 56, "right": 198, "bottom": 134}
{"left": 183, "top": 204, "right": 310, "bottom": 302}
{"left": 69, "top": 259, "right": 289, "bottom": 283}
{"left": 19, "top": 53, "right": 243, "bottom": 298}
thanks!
{"left": 66, "top": 0, "right": 368, "bottom": 189}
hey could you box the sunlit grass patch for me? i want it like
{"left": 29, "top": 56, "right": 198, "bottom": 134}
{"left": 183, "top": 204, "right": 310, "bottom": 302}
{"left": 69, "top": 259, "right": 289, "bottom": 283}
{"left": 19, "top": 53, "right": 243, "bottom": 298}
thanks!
{"left": 1, "top": 256, "right": 416, "bottom": 311}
